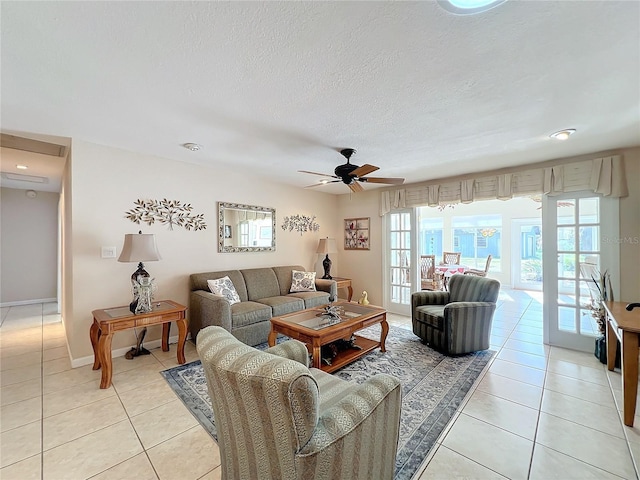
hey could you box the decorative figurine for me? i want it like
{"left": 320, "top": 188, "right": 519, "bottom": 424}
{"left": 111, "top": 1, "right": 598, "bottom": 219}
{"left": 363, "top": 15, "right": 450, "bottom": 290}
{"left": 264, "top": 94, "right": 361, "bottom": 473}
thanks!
{"left": 358, "top": 291, "right": 370, "bottom": 305}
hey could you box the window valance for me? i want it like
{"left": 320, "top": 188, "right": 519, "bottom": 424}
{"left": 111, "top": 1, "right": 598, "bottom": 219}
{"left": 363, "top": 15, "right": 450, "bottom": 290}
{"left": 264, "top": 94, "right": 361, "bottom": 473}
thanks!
{"left": 379, "top": 155, "right": 626, "bottom": 216}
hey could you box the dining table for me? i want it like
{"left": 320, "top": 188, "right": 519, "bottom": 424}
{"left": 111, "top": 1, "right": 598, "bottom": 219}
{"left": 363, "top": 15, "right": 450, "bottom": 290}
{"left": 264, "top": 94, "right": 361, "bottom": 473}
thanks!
{"left": 435, "top": 264, "right": 469, "bottom": 289}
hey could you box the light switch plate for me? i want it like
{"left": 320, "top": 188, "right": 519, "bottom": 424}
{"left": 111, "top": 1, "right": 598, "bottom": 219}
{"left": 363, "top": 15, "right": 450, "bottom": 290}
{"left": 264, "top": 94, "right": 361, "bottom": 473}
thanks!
{"left": 101, "top": 246, "right": 116, "bottom": 258}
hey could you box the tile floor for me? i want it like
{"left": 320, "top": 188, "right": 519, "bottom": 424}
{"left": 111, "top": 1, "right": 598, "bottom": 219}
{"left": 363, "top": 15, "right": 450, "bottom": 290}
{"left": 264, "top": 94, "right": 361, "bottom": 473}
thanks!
{"left": 1, "top": 290, "right": 638, "bottom": 479}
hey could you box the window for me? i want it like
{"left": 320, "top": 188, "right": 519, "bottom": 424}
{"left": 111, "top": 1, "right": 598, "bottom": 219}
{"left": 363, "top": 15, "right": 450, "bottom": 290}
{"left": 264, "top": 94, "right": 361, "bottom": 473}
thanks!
{"left": 452, "top": 215, "right": 502, "bottom": 270}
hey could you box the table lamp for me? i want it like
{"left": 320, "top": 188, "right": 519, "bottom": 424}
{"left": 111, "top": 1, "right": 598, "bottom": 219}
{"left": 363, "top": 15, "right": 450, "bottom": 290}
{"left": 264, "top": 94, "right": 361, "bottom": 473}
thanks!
{"left": 118, "top": 231, "right": 161, "bottom": 358}
{"left": 316, "top": 237, "right": 337, "bottom": 279}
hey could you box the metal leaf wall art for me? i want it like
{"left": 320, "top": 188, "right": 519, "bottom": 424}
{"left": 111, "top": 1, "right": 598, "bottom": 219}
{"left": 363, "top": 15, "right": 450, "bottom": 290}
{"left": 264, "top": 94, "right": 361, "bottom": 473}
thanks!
{"left": 281, "top": 214, "right": 320, "bottom": 235}
{"left": 125, "top": 199, "right": 207, "bottom": 231}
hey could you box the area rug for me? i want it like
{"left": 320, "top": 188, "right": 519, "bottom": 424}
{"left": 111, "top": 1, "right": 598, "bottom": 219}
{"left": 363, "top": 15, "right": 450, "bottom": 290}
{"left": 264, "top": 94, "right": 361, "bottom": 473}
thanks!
{"left": 161, "top": 325, "right": 494, "bottom": 480}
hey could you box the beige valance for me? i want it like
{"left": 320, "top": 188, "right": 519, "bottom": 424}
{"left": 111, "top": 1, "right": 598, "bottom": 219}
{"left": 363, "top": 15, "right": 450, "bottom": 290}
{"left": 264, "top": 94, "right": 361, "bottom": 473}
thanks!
{"left": 380, "top": 155, "right": 626, "bottom": 216}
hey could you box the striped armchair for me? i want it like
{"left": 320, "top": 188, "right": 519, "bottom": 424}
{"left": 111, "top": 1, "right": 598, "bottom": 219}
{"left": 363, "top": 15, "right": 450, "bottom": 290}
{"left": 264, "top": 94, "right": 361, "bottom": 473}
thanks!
{"left": 196, "top": 326, "right": 402, "bottom": 480}
{"left": 411, "top": 274, "right": 500, "bottom": 355}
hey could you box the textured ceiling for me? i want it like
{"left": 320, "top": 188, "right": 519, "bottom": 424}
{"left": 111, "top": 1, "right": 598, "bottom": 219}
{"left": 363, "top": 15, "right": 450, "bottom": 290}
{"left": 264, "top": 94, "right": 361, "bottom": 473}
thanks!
{"left": 1, "top": 1, "right": 639, "bottom": 194}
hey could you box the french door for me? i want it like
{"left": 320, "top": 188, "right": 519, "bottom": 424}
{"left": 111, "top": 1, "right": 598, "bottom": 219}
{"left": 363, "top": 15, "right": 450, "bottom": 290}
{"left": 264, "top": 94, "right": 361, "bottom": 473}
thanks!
{"left": 385, "top": 210, "right": 416, "bottom": 315}
{"left": 542, "top": 192, "right": 619, "bottom": 351}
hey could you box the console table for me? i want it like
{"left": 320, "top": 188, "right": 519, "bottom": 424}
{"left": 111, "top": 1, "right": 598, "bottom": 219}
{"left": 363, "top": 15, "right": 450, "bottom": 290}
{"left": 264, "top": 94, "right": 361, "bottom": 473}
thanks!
{"left": 331, "top": 277, "right": 353, "bottom": 302}
{"left": 90, "top": 300, "right": 187, "bottom": 389}
{"left": 604, "top": 301, "right": 640, "bottom": 426}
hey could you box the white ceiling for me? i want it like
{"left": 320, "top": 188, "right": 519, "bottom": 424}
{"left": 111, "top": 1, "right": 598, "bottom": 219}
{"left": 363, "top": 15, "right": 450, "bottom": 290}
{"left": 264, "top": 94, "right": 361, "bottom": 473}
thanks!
{"left": 1, "top": 1, "right": 639, "bottom": 194}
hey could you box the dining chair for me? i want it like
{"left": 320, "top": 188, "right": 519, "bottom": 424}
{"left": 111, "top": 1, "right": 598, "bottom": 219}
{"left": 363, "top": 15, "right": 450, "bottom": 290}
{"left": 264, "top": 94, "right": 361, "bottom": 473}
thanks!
{"left": 442, "top": 252, "right": 461, "bottom": 265}
{"left": 464, "top": 254, "right": 492, "bottom": 277}
{"left": 420, "top": 254, "right": 442, "bottom": 290}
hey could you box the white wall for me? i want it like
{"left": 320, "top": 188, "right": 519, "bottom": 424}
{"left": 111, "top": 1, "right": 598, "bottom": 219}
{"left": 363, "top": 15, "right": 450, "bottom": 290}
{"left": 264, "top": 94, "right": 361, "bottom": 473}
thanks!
{"left": 0, "top": 187, "right": 59, "bottom": 304}
{"left": 65, "top": 140, "right": 340, "bottom": 361}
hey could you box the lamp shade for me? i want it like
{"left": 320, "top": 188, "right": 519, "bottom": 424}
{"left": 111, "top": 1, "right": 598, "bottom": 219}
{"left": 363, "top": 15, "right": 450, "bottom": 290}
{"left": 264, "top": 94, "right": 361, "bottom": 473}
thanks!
{"left": 316, "top": 238, "right": 337, "bottom": 255}
{"left": 117, "top": 232, "right": 162, "bottom": 263}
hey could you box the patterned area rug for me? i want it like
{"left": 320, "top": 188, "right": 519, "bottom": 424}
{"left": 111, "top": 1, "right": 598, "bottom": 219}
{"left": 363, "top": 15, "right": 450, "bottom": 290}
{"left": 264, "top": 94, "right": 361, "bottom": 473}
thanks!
{"left": 161, "top": 325, "right": 494, "bottom": 480}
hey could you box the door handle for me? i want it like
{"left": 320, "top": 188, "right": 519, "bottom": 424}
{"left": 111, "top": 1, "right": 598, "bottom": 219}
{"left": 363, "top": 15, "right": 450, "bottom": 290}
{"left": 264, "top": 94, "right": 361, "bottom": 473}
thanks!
{"left": 626, "top": 303, "right": 640, "bottom": 311}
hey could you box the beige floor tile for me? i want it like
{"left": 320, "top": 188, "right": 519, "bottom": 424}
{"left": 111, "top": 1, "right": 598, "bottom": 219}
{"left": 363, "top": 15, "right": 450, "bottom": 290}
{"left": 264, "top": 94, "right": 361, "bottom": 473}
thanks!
{"left": 503, "top": 338, "right": 549, "bottom": 357}
{"left": 0, "top": 351, "right": 42, "bottom": 371}
{"left": 536, "top": 412, "right": 635, "bottom": 479}
{"left": 0, "top": 420, "right": 41, "bottom": 468}
{"left": 0, "top": 328, "right": 42, "bottom": 346}
{"left": 488, "top": 358, "right": 546, "bottom": 387}
{"left": 420, "top": 444, "right": 507, "bottom": 479}
{"left": 0, "top": 343, "right": 41, "bottom": 358}
{"left": 43, "top": 395, "right": 127, "bottom": 450}
{"left": 42, "top": 346, "right": 68, "bottom": 362}
{"left": 476, "top": 372, "right": 543, "bottom": 409}
{"left": 541, "top": 389, "right": 624, "bottom": 438}
{"left": 442, "top": 413, "right": 533, "bottom": 479}
{"left": 43, "top": 364, "right": 102, "bottom": 394}
{"left": 111, "top": 351, "right": 164, "bottom": 375}
{"left": 91, "top": 452, "right": 158, "bottom": 480}
{"left": 118, "top": 378, "right": 179, "bottom": 416}
{"left": 462, "top": 390, "right": 539, "bottom": 440}
{"left": 547, "top": 358, "right": 609, "bottom": 386}
{"left": 131, "top": 398, "right": 199, "bottom": 449}
{"left": 497, "top": 348, "right": 548, "bottom": 370}
{"left": 549, "top": 346, "right": 603, "bottom": 368}
{"left": 489, "top": 334, "right": 508, "bottom": 348}
{"left": 1, "top": 396, "right": 41, "bottom": 432}
{"left": 0, "top": 363, "right": 41, "bottom": 387}
{"left": 490, "top": 326, "right": 512, "bottom": 338}
{"left": 544, "top": 372, "right": 615, "bottom": 407}
{"left": 508, "top": 330, "right": 544, "bottom": 344}
{"left": 159, "top": 349, "right": 201, "bottom": 368}
{"left": 0, "top": 378, "right": 42, "bottom": 406}
{"left": 43, "top": 356, "right": 73, "bottom": 376}
{"left": 111, "top": 363, "right": 166, "bottom": 394}
{"left": 43, "top": 379, "right": 115, "bottom": 417}
{"left": 530, "top": 443, "right": 626, "bottom": 479}
{"left": 0, "top": 453, "right": 41, "bottom": 480}
{"left": 43, "top": 420, "right": 143, "bottom": 480}
{"left": 197, "top": 466, "right": 222, "bottom": 480}
{"left": 42, "top": 335, "right": 67, "bottom": 351}
{"left": 147, "top": 425, "right": 220, "bottom": 480}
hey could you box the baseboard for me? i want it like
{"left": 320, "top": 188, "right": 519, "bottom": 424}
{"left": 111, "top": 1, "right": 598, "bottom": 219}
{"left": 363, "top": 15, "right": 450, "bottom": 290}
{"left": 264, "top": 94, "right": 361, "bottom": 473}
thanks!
{"left": 0, "top": 297, "right": 57, "bottom": 307}
{"left": 71, "top": 334, "right": 181, "bottom": 368}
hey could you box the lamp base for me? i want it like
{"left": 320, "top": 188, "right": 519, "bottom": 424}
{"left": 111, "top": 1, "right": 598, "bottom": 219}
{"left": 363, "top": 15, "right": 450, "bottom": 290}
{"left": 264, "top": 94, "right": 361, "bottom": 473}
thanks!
{"left": 129, "top": 262, "right": 149, "bottom": 314}
{"left": 322, "top": 254, "right": 333, "bottom": 280}
{"left": 124, "top": 327, "right": 151, "bottom": 360}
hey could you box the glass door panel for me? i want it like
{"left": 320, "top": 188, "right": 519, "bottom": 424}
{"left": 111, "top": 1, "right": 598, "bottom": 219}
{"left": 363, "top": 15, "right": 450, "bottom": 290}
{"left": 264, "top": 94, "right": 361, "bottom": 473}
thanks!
{"left": 387, "top": 210, "right": 413, "bottom": 315}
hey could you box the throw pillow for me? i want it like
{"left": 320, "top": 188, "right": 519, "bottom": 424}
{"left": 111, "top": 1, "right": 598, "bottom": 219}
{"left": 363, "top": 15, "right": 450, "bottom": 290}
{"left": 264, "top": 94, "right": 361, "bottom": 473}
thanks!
{"left": 207, "top": 276, "right": 241, "bottom": 305}
{"left": 290, "top": 270, "right": 317, "bottom": 292}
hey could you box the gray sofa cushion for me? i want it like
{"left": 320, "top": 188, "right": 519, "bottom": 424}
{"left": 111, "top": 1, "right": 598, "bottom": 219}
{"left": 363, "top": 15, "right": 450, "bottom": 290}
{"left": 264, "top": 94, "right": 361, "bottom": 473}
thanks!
{"left": 231, "top": 301, "right": 273, "bottom": 328}
{"left": 242, "top": 268, "right": 281, "bottom": 301}
{"left": 256, "top": 296, "right": 305, "bottom": 316}
{"left": 288, "top": 291, "right": 331, "bottom": 309}
{"left": 414, "top": 305, "right": 445, "bottom": 329}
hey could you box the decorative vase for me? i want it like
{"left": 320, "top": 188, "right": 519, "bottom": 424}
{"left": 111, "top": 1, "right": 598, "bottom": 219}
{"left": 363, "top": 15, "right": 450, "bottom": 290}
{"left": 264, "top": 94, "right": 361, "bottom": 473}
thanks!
{"left": 134, "top": 276, "right": 155, "bottom": 314}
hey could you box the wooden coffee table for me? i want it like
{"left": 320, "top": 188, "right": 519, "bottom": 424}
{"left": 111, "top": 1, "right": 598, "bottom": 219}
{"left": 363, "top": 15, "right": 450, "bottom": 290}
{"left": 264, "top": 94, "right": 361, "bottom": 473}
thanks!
{"left": 268, "top": 301, "right": 388, "bottom": 373}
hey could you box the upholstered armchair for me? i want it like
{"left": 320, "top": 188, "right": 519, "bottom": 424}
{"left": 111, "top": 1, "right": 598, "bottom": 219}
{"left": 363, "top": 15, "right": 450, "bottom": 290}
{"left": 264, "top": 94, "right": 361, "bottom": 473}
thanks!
{"left": 196, "top": 326, "right": 402, "bottom": 480}
{"left": 412, "top": 274, "right": 500, "bottom": 355}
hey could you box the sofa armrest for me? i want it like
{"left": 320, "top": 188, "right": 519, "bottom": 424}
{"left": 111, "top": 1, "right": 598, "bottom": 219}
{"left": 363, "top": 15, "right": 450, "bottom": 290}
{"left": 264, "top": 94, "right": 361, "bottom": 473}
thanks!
{"left": 189, "top": 290, "right": 232, "bottom": 340}
{"left": 265, "top": 339, "right": 310, "bottom": 367}
{"left": 443, "top": 302, "right": 497, "bottom": 354}
{"left": 315, "top": 279, "right": 337, "bottom": 302}
{"left": 411, "top": 290, "right": 450, "bottom": 308}
{"left": 298, "top": 373, "right": 401, "bottom": 456}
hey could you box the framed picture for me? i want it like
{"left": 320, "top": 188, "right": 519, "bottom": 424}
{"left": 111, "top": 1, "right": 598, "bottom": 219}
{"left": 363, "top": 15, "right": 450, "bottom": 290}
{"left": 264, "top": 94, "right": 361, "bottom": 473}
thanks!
{"left": 344, "top": 217, "right": 370, "bottom": 250}
{"left": 224, "top": 225, "right": 232, "bottom": 238}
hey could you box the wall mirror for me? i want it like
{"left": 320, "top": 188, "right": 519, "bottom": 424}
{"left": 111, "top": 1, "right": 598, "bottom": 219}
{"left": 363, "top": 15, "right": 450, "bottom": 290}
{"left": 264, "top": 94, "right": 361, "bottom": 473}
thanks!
{"left": 218, "top": 202, "right": 276, "bottom": 253}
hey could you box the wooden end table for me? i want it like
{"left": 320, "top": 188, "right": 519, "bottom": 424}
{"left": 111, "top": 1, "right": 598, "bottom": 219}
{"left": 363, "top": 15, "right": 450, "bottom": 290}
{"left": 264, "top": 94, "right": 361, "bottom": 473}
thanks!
{"left": 90, "top": 300, "right": 187, "bottom": 389}
{"left": 268, "top": 301, "right": 388, "bottom": 373}
{"left": 331, "top": 277, "right": 353, "bottom": 302}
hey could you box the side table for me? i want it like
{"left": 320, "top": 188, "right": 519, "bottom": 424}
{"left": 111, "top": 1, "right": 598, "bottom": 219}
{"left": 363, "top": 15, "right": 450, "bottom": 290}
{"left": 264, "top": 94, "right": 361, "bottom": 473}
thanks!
{"left": 331, "top": 277, "right": 353, "bottom": 302}
{"left": 90, "top": 300, "right": 188, "bottom": 389}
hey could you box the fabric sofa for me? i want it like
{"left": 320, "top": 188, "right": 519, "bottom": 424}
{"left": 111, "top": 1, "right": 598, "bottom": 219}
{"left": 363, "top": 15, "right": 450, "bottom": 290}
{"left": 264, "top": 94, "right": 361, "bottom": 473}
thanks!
{"left": 196, "top": 325, "right": 402, "bottom": 480}
{"left": 411, "top": 274, "right": 500, "bottom": 355}
{"left": 189, "top": 265, "right": 337, "bottom": 346}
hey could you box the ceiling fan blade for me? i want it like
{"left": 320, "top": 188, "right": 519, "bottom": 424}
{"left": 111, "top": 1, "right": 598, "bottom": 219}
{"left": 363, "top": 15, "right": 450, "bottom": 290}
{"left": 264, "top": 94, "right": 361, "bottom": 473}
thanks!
{"left": 350, "top": 164, "right": 379, "bottom": 177}
{"left": 348, "top": 181, "right": 364, "bottom": 193}
{"left": 362, "top": 177, "right": 405, "bottom": 185}
{"left": 298, "top": 170, "right": 339, "bottom": 178}
{"left": 304, "top": 180, "right": 341, "bottom": 188}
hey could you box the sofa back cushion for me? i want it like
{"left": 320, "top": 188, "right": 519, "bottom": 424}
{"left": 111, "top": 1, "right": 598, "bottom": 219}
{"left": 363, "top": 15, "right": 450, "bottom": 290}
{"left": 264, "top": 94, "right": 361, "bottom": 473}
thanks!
{"left": 272, "top": 265, "right": 306, "bottom": 296}
{"left": 241, "top": 268, "right": 281, "bottom": 301}
{"left": 190, "top": 270, "right": 249, "bottom": 302}
{"left": 448, "top": 274, "right": 500, "bottom": 303}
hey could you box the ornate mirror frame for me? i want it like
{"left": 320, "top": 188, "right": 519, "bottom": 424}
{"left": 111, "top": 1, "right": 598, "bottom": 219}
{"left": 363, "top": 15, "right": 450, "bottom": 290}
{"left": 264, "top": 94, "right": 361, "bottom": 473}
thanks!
{"left": 218, "top": 202, "right": 276, "bottom": 253}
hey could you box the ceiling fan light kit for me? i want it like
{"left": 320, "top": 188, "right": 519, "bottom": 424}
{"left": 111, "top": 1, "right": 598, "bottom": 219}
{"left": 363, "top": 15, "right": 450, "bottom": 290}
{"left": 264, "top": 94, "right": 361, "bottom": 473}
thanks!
{"left": 299, "top": 148, "right": 405, "bottom": 192}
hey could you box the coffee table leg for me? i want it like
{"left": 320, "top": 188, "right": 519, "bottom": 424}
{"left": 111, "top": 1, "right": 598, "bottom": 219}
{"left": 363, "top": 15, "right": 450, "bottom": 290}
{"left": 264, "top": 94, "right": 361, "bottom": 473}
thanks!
{"left": 268, "top": 328, "right": 277, "bottom": 347}
{"left": 312, "top": 343, "right": 322, "bottom": 369}
{"left": 176, "top": 319, "right": 187, "bottom": 364}
{"left": 162, "top": 322, "right": 170, "bottom": 352}
{"left": 380, "top": 318, "right": 389, "bottom": 352}
{"left": 90, "top": 319, "right": 101, "bottom": 370}
{"left": 98, "top": 333, "right": 114, "bottom": 389}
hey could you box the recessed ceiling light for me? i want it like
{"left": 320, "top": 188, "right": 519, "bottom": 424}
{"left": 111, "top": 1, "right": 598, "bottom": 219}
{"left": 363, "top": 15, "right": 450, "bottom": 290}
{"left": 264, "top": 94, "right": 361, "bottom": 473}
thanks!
{"left": 182, "top": 143, "right": 202, "bottom": 152}
{"left": 549, "top": 129, "right": 576, "bottom": 141}
{"left": 437, "top": 0, "right": 508, "bottom": 15}
{"left": 16, "top": 164, "right": 28, "bottom": 170}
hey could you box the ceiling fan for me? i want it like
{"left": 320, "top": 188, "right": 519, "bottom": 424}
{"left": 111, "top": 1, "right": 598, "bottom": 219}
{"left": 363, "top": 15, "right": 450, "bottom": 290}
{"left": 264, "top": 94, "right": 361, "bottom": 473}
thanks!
{"left": 299, "top": 148, "right": 405, "bottom": 193}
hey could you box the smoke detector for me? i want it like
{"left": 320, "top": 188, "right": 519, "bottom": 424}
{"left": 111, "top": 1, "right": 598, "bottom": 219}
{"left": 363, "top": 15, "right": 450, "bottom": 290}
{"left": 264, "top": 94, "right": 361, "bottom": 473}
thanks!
{"left": 183, "top": 143, "right": 202, "bottom": 152}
